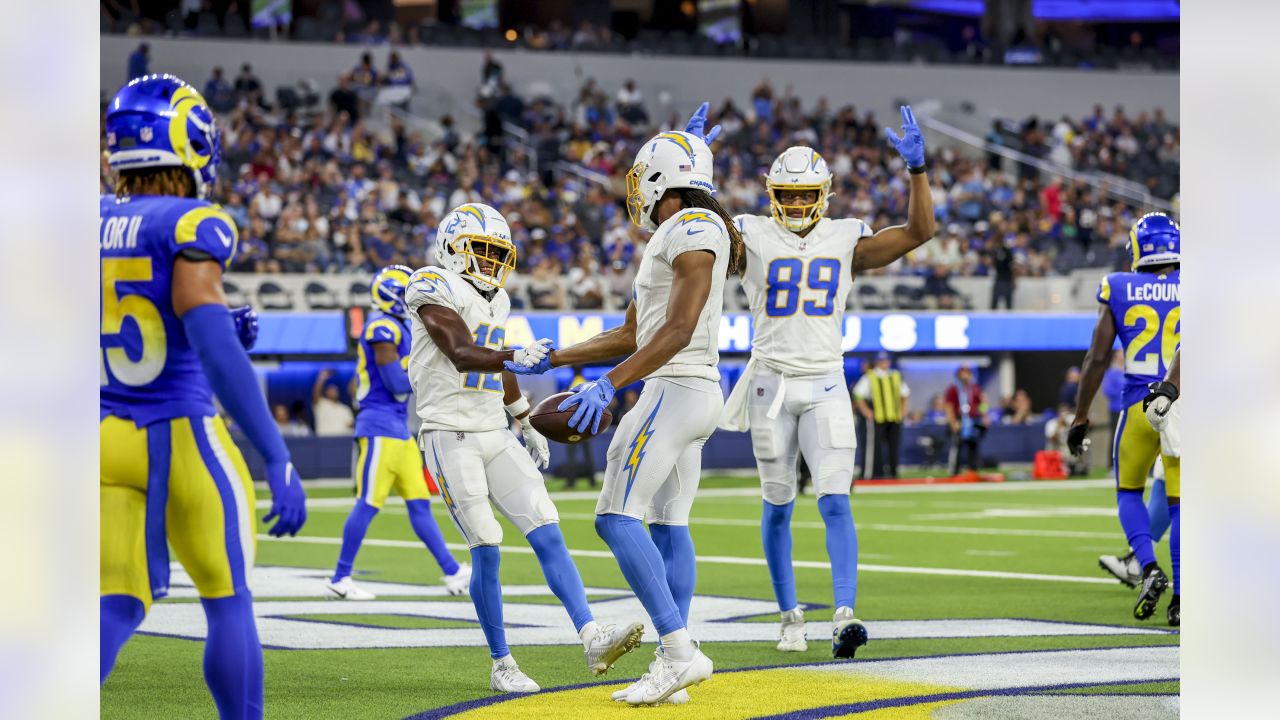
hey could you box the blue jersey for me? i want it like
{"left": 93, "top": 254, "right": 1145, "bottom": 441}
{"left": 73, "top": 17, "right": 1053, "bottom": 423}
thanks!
{"left": 1097, "top": 269, "right": 1181, "bottom": 407}
{"left": 100, "top": 194, "right": 239, "bottom": 426}
{"left": 354, "top": 312, "right": 411, "bottom": 439}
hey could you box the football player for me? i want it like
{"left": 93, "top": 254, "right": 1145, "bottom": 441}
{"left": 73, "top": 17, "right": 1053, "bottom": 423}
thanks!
{"left": 101, "top": 75, "right": 307, "bottom": 717}
{"left": 1142, "top": 348, "right": 1181, "bottom": 625}
{"left": 407, "top": 203, "right": 644, "bottom": 693}
{"left": 509, "top": 128, "right": 746, "bottom": 705}
{"left": 1096, "top": 457, "right": 1170, "bottom": 588}
{"left": 325, "top": 265, "right": 471, "bottom": 600}
{"left": 718, "top": 106, "right": 937, "bottom": 657}
{"left": 1069, "top": 212, "right": 1180, "bottom": 624}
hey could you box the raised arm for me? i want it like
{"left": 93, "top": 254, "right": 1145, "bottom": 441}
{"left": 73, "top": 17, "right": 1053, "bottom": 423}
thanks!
{"left": 548, "top": 301, "right": 639, "bottom": 368}
{"left": 605, "top": 250, "right": 715, "bottom": 388}
{"left": 852, "top": 105, "right": 938, "bottom": 274}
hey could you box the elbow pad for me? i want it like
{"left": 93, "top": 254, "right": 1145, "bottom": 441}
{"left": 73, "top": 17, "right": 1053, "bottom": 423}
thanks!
{"left": 182, "top": 304, "right": 289, "bottom": 464}
{"left": 376, "top": 358, "right": 413, "bottom": 401}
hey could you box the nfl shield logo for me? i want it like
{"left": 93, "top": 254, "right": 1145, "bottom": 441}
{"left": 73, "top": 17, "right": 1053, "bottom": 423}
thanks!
{"left": 139, "top": 126, "right": 153, "bottom": 142}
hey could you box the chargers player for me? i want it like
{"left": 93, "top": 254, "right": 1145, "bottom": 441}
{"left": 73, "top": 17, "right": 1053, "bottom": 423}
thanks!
{"left": 325, "top": 265, "right": 470, "bottom": 600}
{"left": 1069, "top": 213, "right": 1180, "bottom": 625}
{"left": 718, "top": 106, "right": 937, "bottom": 657}
{"left": 101, "top": 75, "right": 307, "bottom": 717}
{"left": 407, "top": 203, "right": 645, "bottom": 692}
{"left": 509, "top": 129, "right": 746, "bottom": 705}
{"left": 1142, "top": 348, "right": 1181, "bottom": 626}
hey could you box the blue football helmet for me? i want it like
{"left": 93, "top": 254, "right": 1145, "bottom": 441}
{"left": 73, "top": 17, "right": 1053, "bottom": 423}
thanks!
{"left": 370, "top": 265, "right": 413, "bottom": 319}
{"left": 1130, "top": 212, "right": 1180, "bottom": 270}
{"left": 105, "top": 74, "right": 221, "bottom": 198}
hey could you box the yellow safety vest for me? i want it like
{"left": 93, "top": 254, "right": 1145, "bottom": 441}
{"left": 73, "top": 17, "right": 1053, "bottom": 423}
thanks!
{"left": 871, "top": 370, "right": 903, "bottom": 423}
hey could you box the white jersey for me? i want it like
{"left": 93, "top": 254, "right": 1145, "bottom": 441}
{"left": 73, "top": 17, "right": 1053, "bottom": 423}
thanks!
{"left": 405, "top": 266, "right": 510, "bottom": 433}
{"left": 737, "top": 214, "right": 872, "bottom": 376}
{"left": 633, "top": 208, "right": 730, "bottom": 382}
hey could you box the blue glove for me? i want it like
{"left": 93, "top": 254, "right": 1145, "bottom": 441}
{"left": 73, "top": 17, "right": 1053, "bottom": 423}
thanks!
{"left": 263, "top": 461, "right": 307, "bottom": 537}
{"left": 231, "top": 305, "right": 258, "bottom": 351}
{"left": 884, "top": 105, "right": 926, "bottom": 170}
{"left": 557, "top": 375, "right": 616, "bottom": 434}
{"left": 684, "top": 102, "right": 721, "bottom": 146}
{"left": 503, "top": 352, "right": 554, "bottom": 375}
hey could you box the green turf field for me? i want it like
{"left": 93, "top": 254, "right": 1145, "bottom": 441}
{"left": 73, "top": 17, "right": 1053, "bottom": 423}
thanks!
{"left": 101, "top": 474, "right": 1179, "bottom": 719}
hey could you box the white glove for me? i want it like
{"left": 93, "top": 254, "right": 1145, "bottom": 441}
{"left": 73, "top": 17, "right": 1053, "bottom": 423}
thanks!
{"left": 520, "top": 417, "right": 550, "bottom": 469}
{"left": 511, "top": 338, "right": 553, "bottom": 369}
{"left": 1145, "top": 396, "right": 1173, "bottom": 433}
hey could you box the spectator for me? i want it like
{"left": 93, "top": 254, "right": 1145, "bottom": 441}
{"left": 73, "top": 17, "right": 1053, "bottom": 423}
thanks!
{"left": 383, "top": 51, "right": 414, "bottom": 110}
{"left": 616, "top": 79, "right": 647, "bottom": 125}
{"left": 1003, "top": 389, "right": 1034, "bottom": 424}
{"left": 351, "top": 51, "right": 379, "bottom": 89}
{"left": 127, "top": 42, "right": 149, "bottom": 81}
{"left": 1045, "top": 403, "right": 1088, "bottom": 476}
{"left": 986, "top": 235, "right": 1015, "bottom": 309}
{"left": 852, "top": 352, "right": 909, "bottom": 479}
{"left": 329, "top": 73, "right": 359, "bottom": 121}
{"left": 1059, "top": 366, "right": 1081, "bottom": 410}
{"left": 944, "top": 365, "right": 986, "bottom": 476}
{"left": 274, "top": 403, "right": 313, "bottom": 437}
{"left": 234, "top": 63, "right": 262, "bottom": 101}
{"left": 923, "top": 264, "right": 960, "bottom": 309}
{"left": 481, "top": 49, "right": 503, "bottom": 86}
{"left": 203, "top": 66, "right": 234, "bottom": 113}
{"left": 311, "top": 369, "right": 355, "bottom": 435}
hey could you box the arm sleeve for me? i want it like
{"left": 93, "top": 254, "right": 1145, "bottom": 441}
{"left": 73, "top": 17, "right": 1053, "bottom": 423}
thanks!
{"left": 660, "top": 211, "right": 727, "bottom": 264}
{"left": 405, "top": 268, "right": 458, "bottom": 313}
{"left": 182, "top": 304, "right": 288, "bottom": 464}
{"left": 172, "top": 204, "right": 239, "bottom": 269}
{"left": 375, "top": 358, "right": 412, "bottom": 401}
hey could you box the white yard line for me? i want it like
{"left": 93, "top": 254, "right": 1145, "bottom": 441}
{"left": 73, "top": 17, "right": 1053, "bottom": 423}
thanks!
{"left": 258, "top": 534, "right": 1115, "bottom": 585}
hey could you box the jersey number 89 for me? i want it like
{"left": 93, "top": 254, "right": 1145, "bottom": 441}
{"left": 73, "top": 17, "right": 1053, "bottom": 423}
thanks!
{"left": 765, "top": 258, "right": 840, "bottom": 317}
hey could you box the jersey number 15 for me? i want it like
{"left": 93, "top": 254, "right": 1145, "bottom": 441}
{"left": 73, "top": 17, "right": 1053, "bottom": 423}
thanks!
{"left": 765, "top": 258, "right": 840, "bottom": 317}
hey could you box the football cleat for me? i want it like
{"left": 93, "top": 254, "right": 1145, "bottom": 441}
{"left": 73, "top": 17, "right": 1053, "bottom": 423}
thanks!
{"left": 832, "top": 607, "right": 869, "bottom": 659}
{"left": 1098, "top": 550, "right": 1142, "bottom": 588}
{"left": 1167, "top": 595, "right": 1180, "bottom": 627}
{"left": 777, "top": 608, "right": 808, "bottom": 652}
{"left": 442, "top": 563, "right": 472, "bottom": 596}
{"left": 325, "top": 576, "right": 376, "bottom": 600}
{"left": 490, "top": 656, "right": 540, "bottom": 693}
{"left": 1134, "top": 565, "right": 1170, "bottom": 620}
{"left": 624, "top": 643, "right": 713, "bottom": 706}
{"left": 585, "top": 622, "right": 645, "bottom": 675}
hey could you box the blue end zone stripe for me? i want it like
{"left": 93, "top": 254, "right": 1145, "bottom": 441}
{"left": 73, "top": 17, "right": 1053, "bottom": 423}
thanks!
{"left": 144, "top": 421, "right": 172, "bottom": 600}
{"left": 191, "top": 419, "right": 248, "bottom": 592}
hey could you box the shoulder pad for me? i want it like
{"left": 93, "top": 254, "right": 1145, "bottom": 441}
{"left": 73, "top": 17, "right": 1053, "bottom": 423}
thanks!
{"left": 170, "top": 200, "right": 239, "bottom": 268}
{"left": 364, "top": 317, "right": 404, "bottom": 345}
{"left": 405, "top": 266, "right": 459, "bottom": 312}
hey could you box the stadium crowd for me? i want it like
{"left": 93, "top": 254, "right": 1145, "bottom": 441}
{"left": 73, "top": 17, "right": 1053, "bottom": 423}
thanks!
{"left": 101, "top": 51, "right": 1179, "bottom": 311}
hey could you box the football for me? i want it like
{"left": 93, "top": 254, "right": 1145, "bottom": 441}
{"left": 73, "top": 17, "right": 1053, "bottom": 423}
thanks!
{"left": 529, "top": 391, "right": 614, "bottom": 444}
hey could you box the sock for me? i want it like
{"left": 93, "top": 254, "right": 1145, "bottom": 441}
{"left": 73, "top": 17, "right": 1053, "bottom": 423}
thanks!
{"left": 1169, "top": 503, "right": 1180, "bottom": 595}
{"left": 332, "top": 502, "right": 379, "bottom": 583}
{"left": 469, "top": 546, "right": 508, "bottom": 659}
{"left": 526, "top": 524, "right": 593, "bottom": 632}
{"left": 650, "top": 524, "right": 697, "bottom": 624}
{"left": 406, "top": 499, "right": 460, "bottom": 576}
{"left": 578, "top": 620, "right": 600, "bottom": 646}
{"left": 818, "top": 494, "right": 859, "bottom": 611}
{"left": 1117, "top": 489, "right": 1157, "bottom": 569}
{"left": 1146, "top": 478, "right": 1171, "bottom": 543}
{"left": 101, "top": 595, "right": 146, "bottom": 684}
{"left": 594, "top": 514, "right": 683, "bottom": 636}
{"left": 201, "top": 593, "right": 264, "bottom": 720}
{"left": 760, "top": 501, "right": 798, "bottom": 613}
{"left": 660, "top": 628, "right": 694, "bottom": 662}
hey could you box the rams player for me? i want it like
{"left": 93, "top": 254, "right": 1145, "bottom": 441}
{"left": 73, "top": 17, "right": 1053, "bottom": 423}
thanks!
{"left": 407, "top": 203, "right": 645, "bottom": 693}
{"left": 509, "top": 128, "right": 746, "bottom": 705}
{"left": 325, "top": 266, "right": 470, "bottom": 600}
{"left": 101, "top": 75, "right": 307, "bottom": 717}
{"left": 719, "top": 106, "right": 937, "bottom": 657}
{"left": 1069, "top": 213, "right": 1180, "bottom": 625}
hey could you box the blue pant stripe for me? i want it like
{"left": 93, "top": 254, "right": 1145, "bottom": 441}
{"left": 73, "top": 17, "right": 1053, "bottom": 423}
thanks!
{"left": 1111, "top": 407, "right": 1128, "bottom": 488}
{"left": 144, "top": 422, "right": 172, "bottom": 600}
{"left": 191, "top": 420, "right": 248, "bottom": 592}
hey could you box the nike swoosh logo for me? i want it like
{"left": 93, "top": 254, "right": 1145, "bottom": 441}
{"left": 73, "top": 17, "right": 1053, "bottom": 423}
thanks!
{"left": 214, "top": 227, "right": 233, "bottom": 247}
{"left": 686, "top": 228, "right": 704, "bottom": 236}
{"left": 824, "top": 385, "right": 837, "bottom": 392}
{"left": 328, "top": 587, "right": 347, "bottom": 598}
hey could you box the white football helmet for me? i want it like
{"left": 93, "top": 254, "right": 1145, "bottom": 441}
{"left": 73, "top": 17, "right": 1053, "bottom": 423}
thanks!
{"left": 625, "top": 131, "right": 716, "bottom": 232}
{"left": 436, "top": 203, "right": 516, "bottom": 291}
{"left": 766, "top": 146, "right": 832, "bottom": 233}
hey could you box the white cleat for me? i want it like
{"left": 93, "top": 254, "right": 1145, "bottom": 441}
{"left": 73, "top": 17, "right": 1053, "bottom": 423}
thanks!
{"left": 1098, "top": 551, "right": 1142, "bottom": 589}
{"left": 490, "top": 656, "right": 540, "bottom": 693}
{"left": 611, "top": 650, "right": 689, "bottom": 704}
{"left": 443, "top": 563, "right": 472, "bottom": 596}
{"left": 325, "top": 576, "right": 376, "bottom": 600}
{"left": 585, "top": 622, "right": 645, "bottom": 675}
{"left": 625, "top": 644, "right": 713, "bottom": 706}
{"left": 777, "top": 607, "right": 808, "bottom": 652}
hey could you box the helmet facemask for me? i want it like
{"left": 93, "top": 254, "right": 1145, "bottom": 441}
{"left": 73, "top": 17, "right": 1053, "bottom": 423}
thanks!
{"left": 626, "top": 162, "right": 663, "bottom": 231}
{"left": 768, "top": 183, "right": 830, "bottom": 232}
{"left": 455, "top": 233, "right": 517, "bottom": 291}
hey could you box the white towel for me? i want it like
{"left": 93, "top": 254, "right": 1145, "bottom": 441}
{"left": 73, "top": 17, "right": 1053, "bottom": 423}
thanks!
{"left": 719, "top": 358, "right": 787, "bottom": 432}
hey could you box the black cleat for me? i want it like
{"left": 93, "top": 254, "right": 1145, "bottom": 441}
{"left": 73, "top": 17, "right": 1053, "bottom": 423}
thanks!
{"left": 1167, "top": 595, "right": 1179, "bottom": 627}
{"left": 1134, "top": 565, "right": 1169, "bottom": 620}
{"left": 1098, "top": 550, "right": 1141, "bottom": 588}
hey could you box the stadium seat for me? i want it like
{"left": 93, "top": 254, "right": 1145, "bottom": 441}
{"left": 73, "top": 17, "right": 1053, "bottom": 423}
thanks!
{"left": 305, "top": 281, "right": 341, "bottom": 310}
{"left": 258, "top": 281, "right": 296, "bottom": 310}
{"left": 858, "top": 284, "right": 891, "bottom": 310}
{"left": 348, "top": 281, "right": 371, "bottom": 307}
{"left": 893, "top": 284, "right": 926, "bottom": 310}
{"left": 223, "top": 280, "right": 249, "bottom": 308}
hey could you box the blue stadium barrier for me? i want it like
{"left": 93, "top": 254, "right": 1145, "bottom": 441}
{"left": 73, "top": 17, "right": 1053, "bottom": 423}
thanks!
{"left": 231, "top": 422, "right": 1046, "bottom": 481}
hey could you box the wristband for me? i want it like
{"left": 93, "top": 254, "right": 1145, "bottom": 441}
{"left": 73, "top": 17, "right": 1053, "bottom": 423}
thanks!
{"left": 908, "top": 164, "right": 927, "bottom": 175}
{"left": 505, "top": 396, "right": 531, "bottom": 418}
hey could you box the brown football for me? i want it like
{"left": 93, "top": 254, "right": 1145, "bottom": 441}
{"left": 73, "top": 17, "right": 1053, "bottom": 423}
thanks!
{"left": 529, "top": 391, "right": 614, "bottom": 444}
